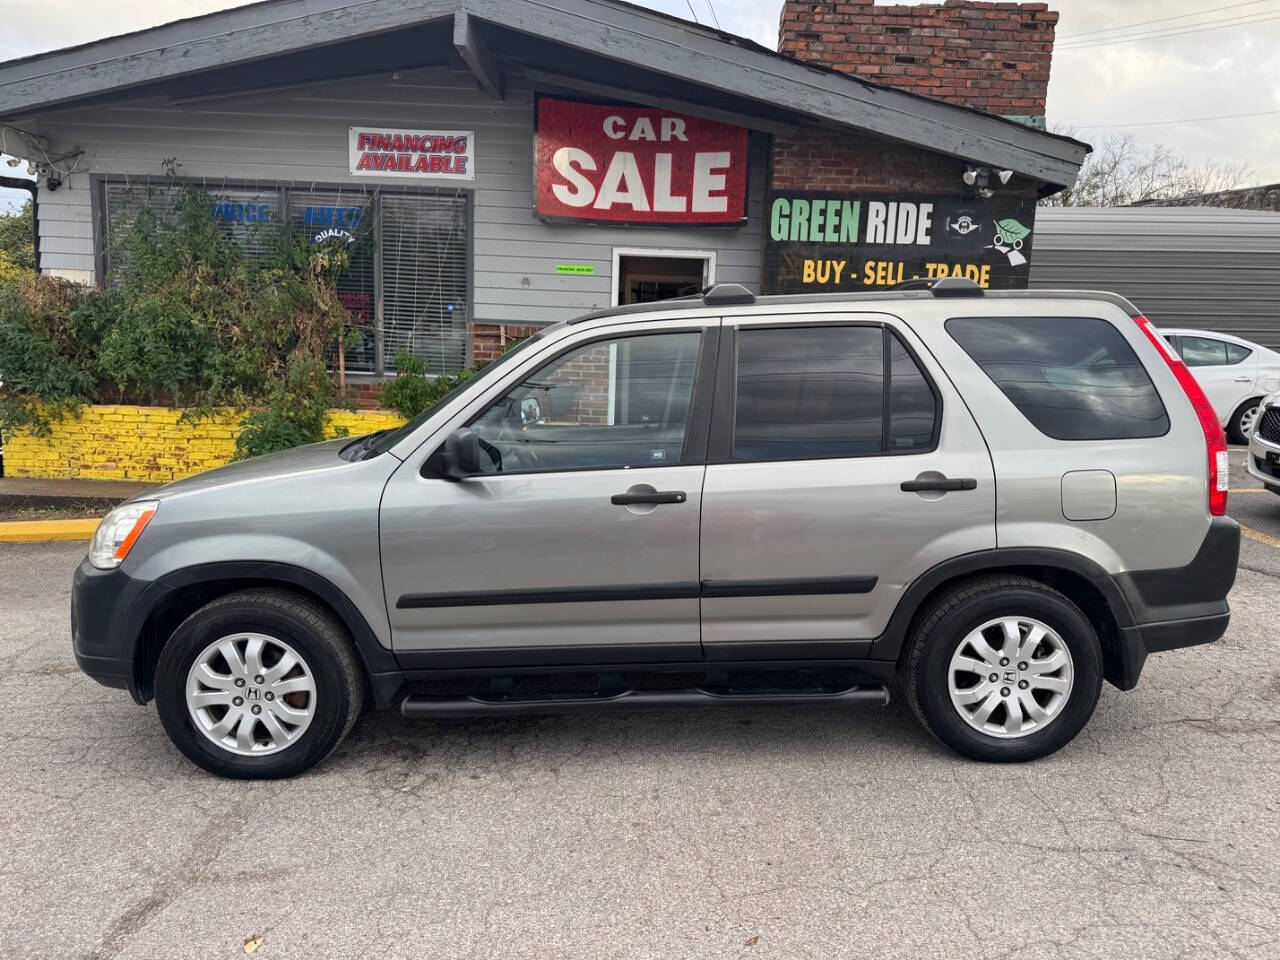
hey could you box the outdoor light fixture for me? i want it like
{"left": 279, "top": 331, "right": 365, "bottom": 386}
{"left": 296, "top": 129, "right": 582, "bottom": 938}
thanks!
{"left": 4, "top": 156, "right": 18, "bottom": 167}
{"left": 962, "top": 165, "right": 1011, "bottom": 198}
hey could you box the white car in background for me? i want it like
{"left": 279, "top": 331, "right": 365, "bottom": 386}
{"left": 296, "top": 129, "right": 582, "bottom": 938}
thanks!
{"left": 1158, "top": 328, "right": 1280, "bottom": 442}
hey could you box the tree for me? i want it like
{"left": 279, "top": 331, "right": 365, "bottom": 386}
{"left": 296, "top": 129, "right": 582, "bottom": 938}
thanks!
{"left": 0, "top": 199, "right": 36, "bottom": 272}
{"left": 1042, "top": 133, "right": 1254, "bottom": 207}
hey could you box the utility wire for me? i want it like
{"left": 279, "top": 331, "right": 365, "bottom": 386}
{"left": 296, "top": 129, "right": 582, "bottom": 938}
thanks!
{"left": 1057, "top": 11, "right": 1280, "bottom": 49}
{"left": 1069, "top": 108, "right": 1280, "bottom": 128}
{"left": 1056, "top": 0, "right": 1275, "bottom": 41}
{"left": 704, "top": 0, "right": 721, "bottom": 30}
{"left": 685, "top": 0, "right": 700, "bottom": 24}
{"left": 1059, "top": 10, "right": 1280, "bottom": 48}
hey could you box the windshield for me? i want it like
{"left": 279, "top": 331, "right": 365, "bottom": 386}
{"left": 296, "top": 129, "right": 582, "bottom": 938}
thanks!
{"left": 363, "top": 325, "right": 559, "bottom": 458}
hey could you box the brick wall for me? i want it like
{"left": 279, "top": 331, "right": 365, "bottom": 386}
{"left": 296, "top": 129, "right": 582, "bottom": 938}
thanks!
{"left": 4, "top": 406, "right": 405, "bottom": 483}
{"left": 472, "top": 322, "right": 542, "bottom": 365}
{"left": 770, "top": 127, "right": 1039, "bottom": 199}
{"left": 778, "top": 0, "right": 1057, "bottom": 117}
{"left": 773, "top": 127, "right": 968, "bottom": 191}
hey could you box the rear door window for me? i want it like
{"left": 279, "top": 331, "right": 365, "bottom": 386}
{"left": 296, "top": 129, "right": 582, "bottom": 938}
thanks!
{"left": 947, "top": 316, "right": 1169, "bottom": 441}
{"left": 1225, "top": 343, "right": 1254, "bottom": 365}
{"left": 1178, "top": 336, "right": 1229, "bottom": 367}
{"left": 731, "top": 325, "right": 938, "bottom": 461}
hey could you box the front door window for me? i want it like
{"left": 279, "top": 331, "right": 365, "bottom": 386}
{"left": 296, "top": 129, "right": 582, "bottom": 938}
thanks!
{"left": 470, "top": 331, "right": 702, "bottom": 473}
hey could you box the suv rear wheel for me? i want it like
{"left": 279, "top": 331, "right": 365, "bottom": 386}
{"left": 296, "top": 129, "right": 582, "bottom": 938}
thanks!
{"left": 904, "top": 575, "right": 1103, "bottom": 762}
{"left": 154, "top": 589, "right": 365, "bottom": 779}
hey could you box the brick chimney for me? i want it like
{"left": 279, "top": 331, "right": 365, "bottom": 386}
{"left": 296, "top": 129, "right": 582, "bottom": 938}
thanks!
{"left": 777, "top": 0, "right": 1058, "bottom": 122}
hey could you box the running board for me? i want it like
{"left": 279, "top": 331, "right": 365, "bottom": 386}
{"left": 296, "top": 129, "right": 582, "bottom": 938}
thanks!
{"left": 400, "top": 684, "right": 890, "bottom": 719}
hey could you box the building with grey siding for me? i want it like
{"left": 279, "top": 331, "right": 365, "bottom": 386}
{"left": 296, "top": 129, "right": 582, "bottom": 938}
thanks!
{"left": 1030, "top": 207, "right": 1280, "bottom": 351}
{"left": 0, "top": 0, "right": 1086, "bottom": 377}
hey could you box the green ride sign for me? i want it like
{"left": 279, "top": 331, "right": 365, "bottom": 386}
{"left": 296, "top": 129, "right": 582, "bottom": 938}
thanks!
{"left": 763, "top": 190, "right": 1037, "bottom": 293}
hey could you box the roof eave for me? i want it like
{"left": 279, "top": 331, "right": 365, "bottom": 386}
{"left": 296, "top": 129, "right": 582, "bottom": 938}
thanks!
{"left": 0, "top": 0, "right": 1087, "bottom": 188}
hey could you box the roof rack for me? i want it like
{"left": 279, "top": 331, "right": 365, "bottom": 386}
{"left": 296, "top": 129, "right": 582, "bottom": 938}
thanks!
{"left": 892, "top": 276, "right": 984, "bottom": 297}
{"left": 701, "top": 282, "right": 756, "bottom": 306}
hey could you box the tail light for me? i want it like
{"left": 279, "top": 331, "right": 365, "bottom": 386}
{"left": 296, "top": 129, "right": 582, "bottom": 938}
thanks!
{"left": 1132, "top": 315, "right": 1228, "bottom": 516}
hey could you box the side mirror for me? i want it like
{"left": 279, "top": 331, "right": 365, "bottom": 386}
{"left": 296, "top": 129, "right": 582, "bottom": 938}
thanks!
{"left": 440, "top": 427, "right": 481, "bottom": 480}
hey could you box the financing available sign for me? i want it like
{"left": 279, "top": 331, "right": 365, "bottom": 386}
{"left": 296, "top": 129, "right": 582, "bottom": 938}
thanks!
{"left": 348, "top": 127, "right": 475, "bottom": 180}
{"left": 763, "top": 191, "right": 1037, "bottom": 293}
{"left": 535, "top": 96, "right": 749, "bottom": 225}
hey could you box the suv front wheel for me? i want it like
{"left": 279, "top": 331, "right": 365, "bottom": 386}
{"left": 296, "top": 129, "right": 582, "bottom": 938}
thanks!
{"left": 154, "top": 589, "right": 365, "bottom": 779}
{"left": 904, "top": 575, "right": 1103, "bottom": 762}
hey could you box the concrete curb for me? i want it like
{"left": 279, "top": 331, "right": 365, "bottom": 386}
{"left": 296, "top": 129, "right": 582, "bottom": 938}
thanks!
{"left": 0, "top": 519, "right": 99, "bottom": 543}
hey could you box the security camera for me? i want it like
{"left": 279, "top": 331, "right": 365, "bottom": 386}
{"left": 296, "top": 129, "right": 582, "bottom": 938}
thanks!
{"left": 26, "top": 161, "right": 37, "bottom": 175}
{"left": 46, "top": 175, "right": 61, "bottom": 191}
{"left": 997, "top": 169, "right": 1013, "bottom": 185}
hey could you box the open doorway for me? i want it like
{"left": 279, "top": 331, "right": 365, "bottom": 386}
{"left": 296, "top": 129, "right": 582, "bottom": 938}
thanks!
{"left": 612, "top": 248, "right": 716, "bottom": 306}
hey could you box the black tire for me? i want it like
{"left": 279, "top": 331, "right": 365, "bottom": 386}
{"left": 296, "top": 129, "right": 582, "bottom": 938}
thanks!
{"left": 154, "top": 589, "right": 365, "bottom": 779}
{"left": 1267, "top": 483, "right": 1280, "bottom": 497}
{"left": 1228, "top": 398, "right": 1262, "bottom": 444}
{"left": 904, "top": 575, "right": 1103, "bottom": 763}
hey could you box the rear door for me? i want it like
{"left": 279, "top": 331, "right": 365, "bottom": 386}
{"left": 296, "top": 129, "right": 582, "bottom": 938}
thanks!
{"left": 1175, "top": 334, "right": 1258, "bottom": 425}
{"left": 698, "top": 313, "right": 996, "bottom": 660}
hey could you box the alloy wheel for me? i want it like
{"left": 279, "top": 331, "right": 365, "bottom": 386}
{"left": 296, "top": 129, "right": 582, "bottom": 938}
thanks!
{"left": 185, "top": 633, "right": 317, "bottom": 756}
{"left": 947, "top": 616, "right": 1074, "bottom": 739}
{"left": 1240, "top": 403, "right": 1260, "bottom": 438}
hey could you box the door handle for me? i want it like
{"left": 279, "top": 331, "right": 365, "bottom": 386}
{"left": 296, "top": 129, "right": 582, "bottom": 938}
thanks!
{"left": 1235, "top": 376, "right": 1252, "bottom": 382}
{"left": 900, "top": 477, "right": 977, "bottom": 492}
{"left": 611, "top": 490, "right": 687, "bottom": 505}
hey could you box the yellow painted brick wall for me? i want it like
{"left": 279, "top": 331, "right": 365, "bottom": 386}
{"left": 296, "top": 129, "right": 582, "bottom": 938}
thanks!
{"left": 3, "top": 405, "right": 406, "bottom": 483}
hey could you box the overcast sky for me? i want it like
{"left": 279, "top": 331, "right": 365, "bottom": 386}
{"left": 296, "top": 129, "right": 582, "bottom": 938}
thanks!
{"left": 3, "top": 0, "right": 1280, "bottom": 212}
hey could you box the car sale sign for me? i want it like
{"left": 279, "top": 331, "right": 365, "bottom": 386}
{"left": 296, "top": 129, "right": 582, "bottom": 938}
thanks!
{"left": 348, "top": 127, "right": 475, "bottom": 180}
{"left": 535, "top": 97, "right": 748, "bottom": 224}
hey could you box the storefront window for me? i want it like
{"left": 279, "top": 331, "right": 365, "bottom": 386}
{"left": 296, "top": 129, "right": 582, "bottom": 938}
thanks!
{"left": 100, "top": 178, "right": 469, "bottom": 375}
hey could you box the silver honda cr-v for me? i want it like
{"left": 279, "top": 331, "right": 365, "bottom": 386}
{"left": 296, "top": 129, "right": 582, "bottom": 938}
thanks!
{"left": 72, "top": 278, "right": 1240, "bottom": 778}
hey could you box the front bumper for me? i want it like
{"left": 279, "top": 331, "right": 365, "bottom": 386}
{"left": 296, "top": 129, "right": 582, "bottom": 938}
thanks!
{"left": 1247, "top": 417, "right": 1280, "bottom": 489}
{"left": 71, "top": 558, "right": 153, "bottom": 703}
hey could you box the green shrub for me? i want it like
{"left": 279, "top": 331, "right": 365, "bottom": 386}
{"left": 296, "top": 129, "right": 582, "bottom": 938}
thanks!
{"left": 0, "top": 177, "right": 491, "bottom": 461}
{"left": 0, "top": 177, "right": 370, "bottom": 458}
{"left": 0, "top": 201, "right": 36, "bottom": 276}
{"left": 380, "top": 349, "right": 478, "bottom": 419}
{"left": 233, "top": 355, "right": 342, "bottom": 460}
{"left": 0, "top": 277, "right": 100, "bottom": 434}
{"left": 0, "top": 249, "right": 22, "bottom": 291}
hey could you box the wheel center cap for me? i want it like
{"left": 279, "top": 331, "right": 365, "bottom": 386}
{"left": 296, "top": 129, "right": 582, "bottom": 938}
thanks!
{"left": 1003, "top": 669, "right": 1017, "bottom": 685}
{"left": 245, "top": 686, "right": 262, "bottom": 702}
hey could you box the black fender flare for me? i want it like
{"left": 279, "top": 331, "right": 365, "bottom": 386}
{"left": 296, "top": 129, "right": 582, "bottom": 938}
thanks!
{"left": 869, "top": 547, "right": 1137, "bottom": 667}
{"left": 129, "top": 561, "right": 404, "bottom": 708}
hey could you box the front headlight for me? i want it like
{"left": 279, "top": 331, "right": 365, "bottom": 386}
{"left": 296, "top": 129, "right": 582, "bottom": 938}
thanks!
{"left": 89, "top": 500, "right": 159, "bottom": 570}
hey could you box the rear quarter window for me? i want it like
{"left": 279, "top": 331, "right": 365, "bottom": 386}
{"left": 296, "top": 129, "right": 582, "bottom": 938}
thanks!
{"left": 946, "top": 316, "right": 1170, "bottom": 441}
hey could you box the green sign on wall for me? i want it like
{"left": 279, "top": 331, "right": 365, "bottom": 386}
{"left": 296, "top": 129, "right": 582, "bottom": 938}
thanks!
{"left": 763, "top": 191, "right": 1037, "bottom": 293}
{"left": 555, "top": 264, "right": 596, "bottom": 275}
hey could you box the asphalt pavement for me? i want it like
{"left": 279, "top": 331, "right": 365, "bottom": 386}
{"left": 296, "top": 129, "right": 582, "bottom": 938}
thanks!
{"left": 2, "top": 465, "right": 1279, "bottom": 960}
